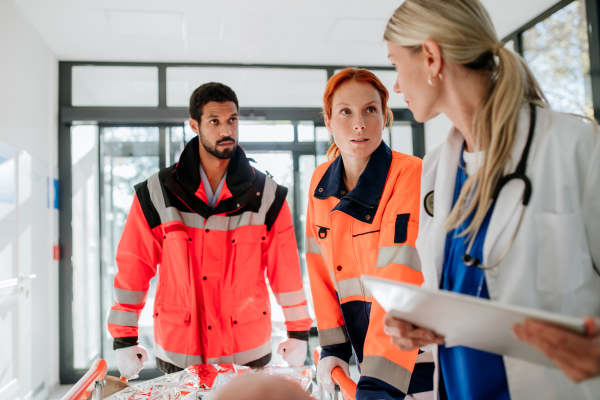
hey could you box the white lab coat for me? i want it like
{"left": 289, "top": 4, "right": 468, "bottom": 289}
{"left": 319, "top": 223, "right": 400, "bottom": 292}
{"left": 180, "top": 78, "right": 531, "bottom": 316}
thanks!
{"left": 416, "top": 104, "right": 600, "bottom": 400}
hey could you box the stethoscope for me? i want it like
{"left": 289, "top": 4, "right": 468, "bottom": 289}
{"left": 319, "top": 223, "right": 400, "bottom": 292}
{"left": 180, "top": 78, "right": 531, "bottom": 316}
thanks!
{"left": 462, "top": 103, "right": 536, "bottom": 271}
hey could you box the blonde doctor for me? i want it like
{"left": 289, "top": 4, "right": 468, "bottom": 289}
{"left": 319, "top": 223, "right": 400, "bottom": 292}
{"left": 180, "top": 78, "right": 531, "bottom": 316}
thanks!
{"left": 381, "top": 0, "right": 600, "bottom": 399}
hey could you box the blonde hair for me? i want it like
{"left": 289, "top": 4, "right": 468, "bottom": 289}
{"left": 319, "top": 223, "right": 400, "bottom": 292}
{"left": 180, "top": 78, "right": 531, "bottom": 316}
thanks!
{"left": 323, "top": 68, "right": 394, "bottom": 160}
{"left": 384, "top": 0, "right": 547, "bottom": 236}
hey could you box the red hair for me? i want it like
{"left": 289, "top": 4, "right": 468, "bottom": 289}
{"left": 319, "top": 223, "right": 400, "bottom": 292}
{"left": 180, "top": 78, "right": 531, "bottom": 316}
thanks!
{"left": 323, "top": 68, "right": 394, "bottom": 160}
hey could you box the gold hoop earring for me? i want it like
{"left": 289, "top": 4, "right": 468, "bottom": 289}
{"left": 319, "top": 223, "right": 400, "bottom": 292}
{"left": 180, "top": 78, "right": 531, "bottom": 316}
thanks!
{"left": 427, "top": 73, "right": 443, "bottom": 87}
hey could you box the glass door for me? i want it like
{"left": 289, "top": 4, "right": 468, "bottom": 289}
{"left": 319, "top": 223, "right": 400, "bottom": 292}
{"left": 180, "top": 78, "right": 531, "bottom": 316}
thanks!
{"left": 99, "top": 127, "right": 162, "bottom": 372}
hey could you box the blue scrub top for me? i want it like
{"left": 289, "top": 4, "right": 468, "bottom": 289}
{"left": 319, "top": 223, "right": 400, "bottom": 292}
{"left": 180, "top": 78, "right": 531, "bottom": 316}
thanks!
{"left": 438, "top": 150, "right": 511, "bottom": 400}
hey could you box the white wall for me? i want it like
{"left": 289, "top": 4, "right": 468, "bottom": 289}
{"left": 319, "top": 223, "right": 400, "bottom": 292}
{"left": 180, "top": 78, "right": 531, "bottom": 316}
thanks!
{"left": 0, "top": 0, "right": 59, "bottom": 397}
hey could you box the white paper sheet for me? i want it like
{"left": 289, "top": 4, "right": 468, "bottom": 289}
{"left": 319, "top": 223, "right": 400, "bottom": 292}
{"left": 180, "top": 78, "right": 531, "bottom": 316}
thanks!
{"left": 362, "top": 276, "right": 586, "bottom": 368}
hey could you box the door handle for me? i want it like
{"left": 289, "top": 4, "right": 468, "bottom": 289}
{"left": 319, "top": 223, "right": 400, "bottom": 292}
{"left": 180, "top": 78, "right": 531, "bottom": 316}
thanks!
{"left": 19, "top": 274, "right": 36, "bottom": 281}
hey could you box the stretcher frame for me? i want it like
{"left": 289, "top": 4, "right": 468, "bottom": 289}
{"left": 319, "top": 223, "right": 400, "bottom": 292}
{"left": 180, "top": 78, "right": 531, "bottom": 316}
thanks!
{"left": 313, "top": 348, "right": 357, "bottom": 400}
{"left": 63, "top": 354, "right": 352, "bottom": 400}
{"left": 61, "top": 359, "right": 107, "bottom": 400}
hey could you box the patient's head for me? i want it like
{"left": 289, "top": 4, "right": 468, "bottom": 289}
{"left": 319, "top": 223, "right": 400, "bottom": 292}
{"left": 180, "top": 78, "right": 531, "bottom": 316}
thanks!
{"left": 211, "top": 374, "right": 311, "bottom": 400}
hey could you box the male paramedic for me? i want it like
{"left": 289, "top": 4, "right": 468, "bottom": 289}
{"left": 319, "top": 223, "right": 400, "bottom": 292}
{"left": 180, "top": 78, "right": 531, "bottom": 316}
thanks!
{"left": 107, "top": 82, "right": 312, "bottom": 378}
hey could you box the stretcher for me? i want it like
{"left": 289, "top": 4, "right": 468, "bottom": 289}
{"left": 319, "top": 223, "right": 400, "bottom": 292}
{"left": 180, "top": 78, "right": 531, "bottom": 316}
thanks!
{"left": 313, "top": 348, "right": 357, "bottom": 400}
{"left": 61, "top": 360, "right": 132, "bottom": 400}
{"left": 61, "top": 359, "right": 108, "bottom": 400}
{"left": 63, "top": 354, "right": 351, "bottom": 400}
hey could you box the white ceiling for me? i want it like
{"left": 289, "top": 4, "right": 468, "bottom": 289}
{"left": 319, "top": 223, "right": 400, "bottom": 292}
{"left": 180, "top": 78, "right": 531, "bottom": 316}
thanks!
{"left": 11, "top": 0, "right": 560, "bottom": 66}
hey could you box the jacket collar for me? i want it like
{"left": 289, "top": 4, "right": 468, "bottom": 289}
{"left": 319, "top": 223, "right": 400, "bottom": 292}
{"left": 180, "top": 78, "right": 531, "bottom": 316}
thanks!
{"left": 314, "top": 141, "right": 392, "bottom": 224}
{"left": 174, "top": 136, "right": 256, "bottom": 199}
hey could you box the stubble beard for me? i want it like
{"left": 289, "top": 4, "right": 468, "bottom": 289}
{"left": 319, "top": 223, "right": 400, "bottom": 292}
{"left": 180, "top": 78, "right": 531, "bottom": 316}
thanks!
{"left": 199, "top": 131, "right": 236, "bottom": 160}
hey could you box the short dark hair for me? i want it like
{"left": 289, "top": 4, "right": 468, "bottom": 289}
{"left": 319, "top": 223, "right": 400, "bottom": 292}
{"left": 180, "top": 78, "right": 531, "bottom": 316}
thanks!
{"left": 189, "top": 82, "right": 239, "bottom": 122}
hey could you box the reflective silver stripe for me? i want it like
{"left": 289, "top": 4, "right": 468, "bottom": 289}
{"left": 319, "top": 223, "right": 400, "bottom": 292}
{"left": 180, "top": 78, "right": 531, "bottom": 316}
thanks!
{"left": 155, "top": 342, "right": 203, "bottom": 368}
{"left": 376, "top": 245, "right": 421, "bottom": 272}
{"left": 113, "top": 288, "right": 147, "bottom": 305}
{"left": 318, "top": 326, "right": 350, "bottom": 347}
{"left": 147, "top": 174, "right": 205, "bottom": 228}
{"left": 234, "top": 340, "right": 272, "bottom": 365}
{"left": 305, "top": 236, "right": 324, "bottom": 257}
{"left": 147, "top": 173, "right": 278, "bottom": 231}
{"left": 107, "top": 309, "right": 139, "bottom": 327}
{"left": 283, "top": 305, "right": 311, "bottom": 321}
{"left": 338, "top": 277, "right": 372, "bottom": 300}
{"left": 206, "top": 355, "right": 234, "bottom": 364}
{"left": 274, "top": 289, "right": 306, "bottom": 306}
{"left": 361, "top": 355, "right": 412, "bottom": 394}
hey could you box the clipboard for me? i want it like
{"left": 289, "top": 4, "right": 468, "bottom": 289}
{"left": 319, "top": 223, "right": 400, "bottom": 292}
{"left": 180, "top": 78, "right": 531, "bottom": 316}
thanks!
{"left": 362, "top": 275, "right": 586, "bottom": 368}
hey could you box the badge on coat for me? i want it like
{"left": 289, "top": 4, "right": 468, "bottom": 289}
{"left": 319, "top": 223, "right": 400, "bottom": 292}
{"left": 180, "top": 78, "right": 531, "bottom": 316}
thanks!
{"left": 424, "top": 191, "right": 434, "bottom": 217}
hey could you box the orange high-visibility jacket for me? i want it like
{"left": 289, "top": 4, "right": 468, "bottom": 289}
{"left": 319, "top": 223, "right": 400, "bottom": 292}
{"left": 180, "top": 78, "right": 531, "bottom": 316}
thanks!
{"left": 306, "top": 142, "right": 426, "bottom": 397}
{"left": 108, "top": 136, "right": 312, "bottom": 372}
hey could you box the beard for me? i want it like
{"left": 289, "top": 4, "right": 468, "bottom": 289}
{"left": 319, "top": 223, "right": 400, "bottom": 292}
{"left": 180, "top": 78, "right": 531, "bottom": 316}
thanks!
{"left": 199, "top": 132, "right": 237, "bottom": 160}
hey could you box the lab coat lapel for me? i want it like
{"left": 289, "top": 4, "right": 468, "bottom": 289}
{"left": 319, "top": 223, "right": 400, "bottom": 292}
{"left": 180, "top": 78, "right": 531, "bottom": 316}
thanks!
{"left": 432, "top": 127, "right": 463, "bottom": 286}
{"left": 483, "top": 105, "right": 532, "bottom": 264}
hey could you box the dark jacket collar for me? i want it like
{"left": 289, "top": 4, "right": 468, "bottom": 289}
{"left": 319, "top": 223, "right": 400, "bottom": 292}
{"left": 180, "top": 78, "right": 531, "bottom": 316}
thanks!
{"left": 174, "top": 136, "right": 256, "bottom": 197}
{"left": 314, "top": 141, "right": 392, "bottom": 224}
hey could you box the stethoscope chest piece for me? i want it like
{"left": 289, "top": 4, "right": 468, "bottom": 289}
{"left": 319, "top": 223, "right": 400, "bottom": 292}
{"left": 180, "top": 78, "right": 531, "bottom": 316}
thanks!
{"left": 424, "top": 191, "right": 434, "bottom": 217}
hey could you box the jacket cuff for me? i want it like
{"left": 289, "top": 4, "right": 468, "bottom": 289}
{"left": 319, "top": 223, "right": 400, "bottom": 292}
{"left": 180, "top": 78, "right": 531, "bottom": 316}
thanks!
{"left": 320, "top": 341, "right": 352, "bottom": 364}
{"left": 287, "top": 330, "right": 310, "bottom": 341}
{"left": 113, "top": 336, "right": 138, "bottom": 350}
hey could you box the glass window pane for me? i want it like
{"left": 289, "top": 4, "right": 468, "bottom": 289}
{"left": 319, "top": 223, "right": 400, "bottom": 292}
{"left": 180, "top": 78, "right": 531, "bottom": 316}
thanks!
{"left": 390, "top": 124, "right": 414, "bottom": 156}
{"left": 71, "top": 125, "right": 101, "bottom": 369}
{"left": 522, "top": 0, "right": 593, "bottom": 117}
{"left": 246, "top": 152, "right": 294, "bottom": 220}
{"left": 298, "top": 121, "right": 315, "bottom": 142}
{"left": 382, "top": 128, "right": 391, "bottom": 147}
{"left": 239, "top": 121, "right": 294, "bottom": 142}
{"left": 333, "top": 69, "right": 407, "bottom": 109}
{"left": 72, "top": 66, "right": 158, "bottom": 107}
{"left": 100, "top": 127, "right": 160, "bottom": 370}
{"left": 103, "top": 127, "right": 159, "bottom": 142}
{"left": 167, "top": 67, "right": 327, "bottom": 107}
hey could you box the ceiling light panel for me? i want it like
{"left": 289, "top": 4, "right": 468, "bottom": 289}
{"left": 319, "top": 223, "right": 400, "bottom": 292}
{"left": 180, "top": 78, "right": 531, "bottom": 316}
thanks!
{"left": 185, "top": 13, "right": 223, "bottom": 40}
{"left": 328, "top": 19, "right": 387, "bottom": 44}
{"left": 108, "top": 11, "right": 182, "bottom": 38}
{"left": 19, "top": 7, "right": 111, "bottom": 35}
{"left": 101, "top": 0, "right": 185, "bottom": 12}
{"left": 13, "top": 0, "right": 101, "bottom": 7}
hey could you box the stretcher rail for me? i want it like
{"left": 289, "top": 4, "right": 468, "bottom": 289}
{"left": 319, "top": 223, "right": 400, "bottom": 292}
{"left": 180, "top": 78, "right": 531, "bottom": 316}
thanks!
{"left": 62, "top": 359, "right": 107, "bottom": 400}
{"left": 313, "top": 348, "right": 356, "bottom": 400}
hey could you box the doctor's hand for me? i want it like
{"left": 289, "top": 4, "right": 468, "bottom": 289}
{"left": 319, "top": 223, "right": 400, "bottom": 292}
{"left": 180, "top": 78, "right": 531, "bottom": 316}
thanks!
{"left": 277, "top": 338, "right": 307, "bottom": 367}
{"left": 116, "top": 345, "right": 148, "bottom": 380}
{"left": 384, "top": 312, "right": 445, "bottom": 351}
{"left": 513, "top": 317, "right": 600, "bottom": 383}
{"left": 317, "top": 356, "right": 350, "bottom": 394}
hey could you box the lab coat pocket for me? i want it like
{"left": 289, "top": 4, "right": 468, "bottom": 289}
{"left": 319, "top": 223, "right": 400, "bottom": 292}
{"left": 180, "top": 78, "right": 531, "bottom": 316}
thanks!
{"left": 535, "top": 209, "right": 593, "bottom": 294}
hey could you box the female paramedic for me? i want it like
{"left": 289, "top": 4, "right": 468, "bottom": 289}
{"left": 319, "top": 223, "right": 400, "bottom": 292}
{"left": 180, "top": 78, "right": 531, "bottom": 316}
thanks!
{"left": 381, "top": 0, "right": 600, "bottom": 399}
{"left": 305, "top": 68, "right": 434, "bottom": 400}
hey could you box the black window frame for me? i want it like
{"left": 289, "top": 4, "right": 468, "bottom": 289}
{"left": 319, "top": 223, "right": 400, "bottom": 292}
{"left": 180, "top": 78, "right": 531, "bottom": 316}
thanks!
{"left": 501, "top": 0, "right": 600, "bottom": 120}
{"left": 58, "top": 61, "right": 424, "bottom": 383}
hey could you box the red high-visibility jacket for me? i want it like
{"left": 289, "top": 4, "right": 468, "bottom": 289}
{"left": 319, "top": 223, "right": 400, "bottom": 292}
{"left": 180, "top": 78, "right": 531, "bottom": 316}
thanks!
{"left": 108, "top": 136, "right": 312, "bottom": 372}
{"left": 306, "top": 142, "right": 431, "bottom": 398}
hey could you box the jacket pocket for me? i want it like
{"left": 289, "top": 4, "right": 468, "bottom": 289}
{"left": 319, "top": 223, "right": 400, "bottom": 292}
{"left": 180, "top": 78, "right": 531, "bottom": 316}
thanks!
{"left": 231, "top": 227, "right": 264, "bottom": 290}
{"left": 159, "top": 230, "right": 191, "bottom": 306}
{"left": 153, "top": 301, "right": 191, "bottom": 326}
{"left": 352, "top": 229, "right": 381, "bottom": 251}
{"left": 535, "top": 209, "right": 593, "bottom": 294}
